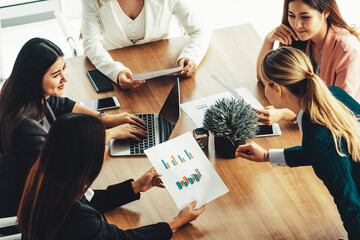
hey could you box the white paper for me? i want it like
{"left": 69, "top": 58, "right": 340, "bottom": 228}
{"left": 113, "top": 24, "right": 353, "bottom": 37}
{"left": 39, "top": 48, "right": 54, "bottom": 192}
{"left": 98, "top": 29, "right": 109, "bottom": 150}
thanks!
{"left": 145, "top": 132, "right": 229, "bottom": 210}
{"left": 180, "top": 87, "right": 263, "bottom": 127}
{"left": 131, "top": 66, "right": 183, "bottom": 81}
{"left": 211, "top": 74, "right": 244, "bottom": 101}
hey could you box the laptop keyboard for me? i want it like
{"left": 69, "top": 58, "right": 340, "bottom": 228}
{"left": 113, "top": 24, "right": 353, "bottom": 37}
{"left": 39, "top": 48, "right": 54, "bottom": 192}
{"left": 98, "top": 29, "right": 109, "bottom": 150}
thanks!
{"left": 130, "top": 114, "right": 156, "bottom": 154}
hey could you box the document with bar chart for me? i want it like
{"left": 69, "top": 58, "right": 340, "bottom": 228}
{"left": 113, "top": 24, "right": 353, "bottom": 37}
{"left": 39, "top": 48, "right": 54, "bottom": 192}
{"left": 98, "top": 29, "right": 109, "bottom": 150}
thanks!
{"left": 145, "top": 132, "right": 229, "bottom": 210}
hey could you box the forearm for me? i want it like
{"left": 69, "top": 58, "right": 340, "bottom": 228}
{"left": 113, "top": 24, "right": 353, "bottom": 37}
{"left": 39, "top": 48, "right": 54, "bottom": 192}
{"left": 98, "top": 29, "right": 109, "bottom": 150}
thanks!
{"left": 174, "top": 0, "right": 211, "bottom": 66}
{"left": 81, "top": 1, "right": 128, "bottom": 82}
{"left": 91, "top": 180, "right": 140, "bottom": 213}
{"left": 279, "top": 108, "right": 297, "bottom": 121}
{"left": 131, "top": 180, "right": 141, "bottom": 194}
{"left": 105, "top": 129, "right": 113, "bottom": 144}
{"left": 72, "top": 103, "right": 116, "bottom": 127}
{"left": 72, "top": 103, "right": 98, "bottom": 116}
{"left": 177, "top": 28, "right": 211, "bottom": 67}
{"left": 168, "top": 218, "right": 185, "bottom": 231}
{"left": 256, "top": 40, "right": 274, "bottom": 81}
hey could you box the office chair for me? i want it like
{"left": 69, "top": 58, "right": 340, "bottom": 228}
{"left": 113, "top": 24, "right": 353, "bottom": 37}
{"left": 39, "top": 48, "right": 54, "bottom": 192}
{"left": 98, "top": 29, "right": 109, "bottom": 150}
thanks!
{"left": 0, "top": 216, "right": 21, "bottom": 240}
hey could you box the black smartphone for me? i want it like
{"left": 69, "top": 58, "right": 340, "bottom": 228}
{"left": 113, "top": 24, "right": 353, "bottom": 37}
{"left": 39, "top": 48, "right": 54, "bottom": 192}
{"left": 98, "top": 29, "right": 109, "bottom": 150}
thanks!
{"left": 255, "top": 124, "right": 281, "bottom": 137}
{"left": 87, "top": 70, "right": 114, "bottom": 93}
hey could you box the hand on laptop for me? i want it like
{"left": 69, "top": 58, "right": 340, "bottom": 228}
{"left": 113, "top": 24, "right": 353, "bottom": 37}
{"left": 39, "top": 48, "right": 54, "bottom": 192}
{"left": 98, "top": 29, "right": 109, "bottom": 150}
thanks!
{"left": 103, "top": 112, "right": 146, "bottom": 128}
{"left": 132, "top": 167, "right": 165, "bottom": 193}
{"left": 118, "top": 69, "right": 145, "bottom": 89}
{"left": 105, "top": 123, "right": 147, "bottom": 143}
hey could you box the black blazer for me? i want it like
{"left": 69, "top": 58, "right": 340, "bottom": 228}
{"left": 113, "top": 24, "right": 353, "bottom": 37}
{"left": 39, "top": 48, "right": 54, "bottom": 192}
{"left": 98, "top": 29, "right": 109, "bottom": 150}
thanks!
{"left": 0, "top": 96, "right": 75, "bottom": 217}
{"left": 52, "top": 180, "right": 172, "bottom": 240}
{"left": 284, "top": 87, "right": 360, "bottom": 239}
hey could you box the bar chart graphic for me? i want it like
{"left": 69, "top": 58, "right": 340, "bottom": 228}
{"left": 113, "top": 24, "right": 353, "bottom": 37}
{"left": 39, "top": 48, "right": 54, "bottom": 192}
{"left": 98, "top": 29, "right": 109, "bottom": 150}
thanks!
{"left": 195, "top": 104, "right": 208, "bottom": 113}
{"left": 145, "top": 132, "right": 229, "bottom": 210}
{"left": 176, "top": 169, "right": 202, "bottom": 190}
{"left": 161, "top": 149, "right": 194, "bottom": 170}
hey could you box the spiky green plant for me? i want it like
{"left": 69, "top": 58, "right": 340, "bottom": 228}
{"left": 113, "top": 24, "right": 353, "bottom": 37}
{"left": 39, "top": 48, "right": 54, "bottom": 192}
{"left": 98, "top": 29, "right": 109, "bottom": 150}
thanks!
{"left": 203, "top": 98, "right": 258, "bottom": 142}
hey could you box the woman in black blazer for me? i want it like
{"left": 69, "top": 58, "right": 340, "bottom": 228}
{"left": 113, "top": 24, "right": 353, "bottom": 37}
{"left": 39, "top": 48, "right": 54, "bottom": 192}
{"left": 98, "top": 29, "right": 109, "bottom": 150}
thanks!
{"left": 0, "top": 38, "right": 147, "bottom": 218}
{"left": 17, "top": 113, "right": 205, "bottom": 240}
{"left": 236, "top": 47, "right": 360, "bottom": 239}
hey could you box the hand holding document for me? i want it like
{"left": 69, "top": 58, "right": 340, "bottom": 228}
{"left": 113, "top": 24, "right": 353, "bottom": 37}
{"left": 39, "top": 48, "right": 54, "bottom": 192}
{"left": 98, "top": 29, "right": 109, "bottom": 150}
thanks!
{"left": 131, "top": 66, "right": 183, "bottom": 81}
{"left": 145, "top": 132, "right": 229, "bottom": 210}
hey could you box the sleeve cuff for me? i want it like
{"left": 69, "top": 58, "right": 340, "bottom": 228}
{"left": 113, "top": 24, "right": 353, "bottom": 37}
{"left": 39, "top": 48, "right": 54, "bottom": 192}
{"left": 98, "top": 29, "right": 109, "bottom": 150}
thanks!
{"left": 269, "top": 149, "right": 288, "bottom": 167}
{"left": 112, "top": 62, "right": 129, "bottom": 84}
{"left": 108, "top": 179, "right": 141, "bottom": 203}
{"left": 84, "top": 188, "right": 95, "bottom": 201}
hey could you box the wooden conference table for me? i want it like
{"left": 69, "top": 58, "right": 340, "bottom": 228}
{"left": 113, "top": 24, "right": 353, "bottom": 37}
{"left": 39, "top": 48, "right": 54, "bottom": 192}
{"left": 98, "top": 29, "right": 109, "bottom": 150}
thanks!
{"left": 64, "top": 24, "right": 346, "bottom": 239}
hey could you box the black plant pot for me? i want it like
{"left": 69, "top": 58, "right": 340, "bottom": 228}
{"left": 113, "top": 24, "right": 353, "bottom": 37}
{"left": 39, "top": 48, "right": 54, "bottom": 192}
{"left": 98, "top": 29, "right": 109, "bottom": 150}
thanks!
{"left": 214, "top": 136, "right": 245, "bottom": 159}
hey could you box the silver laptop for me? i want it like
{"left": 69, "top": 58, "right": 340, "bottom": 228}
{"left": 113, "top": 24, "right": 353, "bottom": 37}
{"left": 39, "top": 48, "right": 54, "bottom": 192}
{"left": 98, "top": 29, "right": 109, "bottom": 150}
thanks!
{"left": 110, "top": 78, "right": 180, "bottom": 156}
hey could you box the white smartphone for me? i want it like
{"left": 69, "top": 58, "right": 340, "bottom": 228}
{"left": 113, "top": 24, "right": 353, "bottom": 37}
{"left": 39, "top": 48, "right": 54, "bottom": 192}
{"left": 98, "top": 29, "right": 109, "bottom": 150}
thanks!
{"left": 79, "top": 96, "right": 121, "bottom": 111}
{"left": 255, "top": 123, "right": 281, "bottom": 137}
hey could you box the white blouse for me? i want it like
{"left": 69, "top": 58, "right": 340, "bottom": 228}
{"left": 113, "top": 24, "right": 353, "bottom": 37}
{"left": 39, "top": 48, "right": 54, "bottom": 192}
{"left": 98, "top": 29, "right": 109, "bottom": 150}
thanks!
{"left": 115, "top": 4, "right": 145, "bottom": 44}
{"left": 81, "top": 0, "right": 211, "bottom": 83}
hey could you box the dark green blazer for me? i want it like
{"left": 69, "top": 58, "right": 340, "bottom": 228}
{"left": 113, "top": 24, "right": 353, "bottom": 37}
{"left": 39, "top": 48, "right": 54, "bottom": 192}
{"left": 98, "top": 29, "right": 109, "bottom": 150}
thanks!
{"left": 284, "top": 87, "right": 360, "bottom": 239}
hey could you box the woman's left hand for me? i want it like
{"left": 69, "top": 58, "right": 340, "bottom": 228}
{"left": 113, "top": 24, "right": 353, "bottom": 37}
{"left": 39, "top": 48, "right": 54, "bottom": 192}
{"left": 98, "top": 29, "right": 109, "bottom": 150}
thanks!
{"left": 235, "top": 141, "right": 269, "bottom": 162}
{"left": 103, "top": 112, "right": 146, "bottom": 128}
{"left": 178, "top": 58, "right": 197, "bottom": 77}
{"left": 132, "top": 167, "right": 165, "bottom": 193}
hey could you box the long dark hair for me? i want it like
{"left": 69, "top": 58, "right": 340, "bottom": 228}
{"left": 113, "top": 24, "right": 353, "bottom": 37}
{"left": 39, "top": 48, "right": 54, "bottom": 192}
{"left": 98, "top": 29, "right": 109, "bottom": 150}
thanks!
{"left": 17, "top": 113, "right": 106, "bottom": 240}
{"left": 281, "top": 0, "right": 360, "bottom": 50}
{"left": 0, "top": 38, "right": 63, "bottom": 155}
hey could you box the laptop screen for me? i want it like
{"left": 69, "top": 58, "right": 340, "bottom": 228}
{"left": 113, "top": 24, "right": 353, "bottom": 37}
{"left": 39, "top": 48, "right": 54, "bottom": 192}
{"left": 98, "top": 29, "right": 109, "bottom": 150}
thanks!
{"left": 159, "top": 78, "right": 180, "bottom": 125}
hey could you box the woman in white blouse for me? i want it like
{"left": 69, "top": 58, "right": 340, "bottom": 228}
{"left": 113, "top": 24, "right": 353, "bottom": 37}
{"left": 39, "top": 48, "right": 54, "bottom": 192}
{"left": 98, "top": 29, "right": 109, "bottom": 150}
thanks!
{"left": 81, "top": 0, "right": 211, "bottom": 89}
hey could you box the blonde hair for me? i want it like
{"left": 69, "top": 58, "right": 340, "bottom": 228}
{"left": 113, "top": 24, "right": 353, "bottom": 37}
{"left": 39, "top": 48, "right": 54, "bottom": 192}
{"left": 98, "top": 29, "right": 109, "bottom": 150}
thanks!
{"left": 260, "top": 47, "right": 360, "bottom": 162}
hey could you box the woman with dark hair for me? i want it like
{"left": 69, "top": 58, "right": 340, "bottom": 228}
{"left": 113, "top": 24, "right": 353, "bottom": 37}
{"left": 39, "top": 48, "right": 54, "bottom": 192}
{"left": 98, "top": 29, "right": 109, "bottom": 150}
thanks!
{"left": 17, "top": 113, "right": 205, "bottom": 240}
{"left": 255, "top": 0, "right": 360, "bottom": 125}
{"left": 0, "top": 38, "right": 146, "bottom": 218}
{"left": 237, "top": 47, "right": 360, "bottom": 239}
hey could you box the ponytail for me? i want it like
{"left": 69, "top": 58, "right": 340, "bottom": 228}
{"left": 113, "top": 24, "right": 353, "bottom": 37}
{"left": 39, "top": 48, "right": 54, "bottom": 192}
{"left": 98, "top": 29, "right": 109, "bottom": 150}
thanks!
{"left": 261, "top": 47, "right": 360, "bottom": 162}
{"left": 303, "top": 73, "right": 360, "bottom": 161}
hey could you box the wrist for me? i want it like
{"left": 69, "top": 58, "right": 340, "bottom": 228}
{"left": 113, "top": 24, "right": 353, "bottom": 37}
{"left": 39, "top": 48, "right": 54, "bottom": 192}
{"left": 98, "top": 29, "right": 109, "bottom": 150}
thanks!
{"left": 281, "top": 108, "right": 297, "bottom": 121}
{"left": 105, "top": 129, "right": 113, "bottom": 144}
{"left": 101, "top": 112, "right": 112, "bottom": 125}
{"left": 264, "top": 151, "right": 269, "bottom": 162}
{"left": 264, "top": 37, "right": 275, "bottom": 46}
{"left": 168, "top": 217, "right": 183, "bottom": 231}
{"left": 131, "top": 180, "right": 140, "bottom": 194}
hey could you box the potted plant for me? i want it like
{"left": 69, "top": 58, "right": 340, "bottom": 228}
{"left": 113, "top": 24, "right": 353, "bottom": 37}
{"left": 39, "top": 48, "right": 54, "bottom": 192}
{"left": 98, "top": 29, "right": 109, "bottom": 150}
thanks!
{"left": 203, "top": 97, "right": 258, "bottom": 159}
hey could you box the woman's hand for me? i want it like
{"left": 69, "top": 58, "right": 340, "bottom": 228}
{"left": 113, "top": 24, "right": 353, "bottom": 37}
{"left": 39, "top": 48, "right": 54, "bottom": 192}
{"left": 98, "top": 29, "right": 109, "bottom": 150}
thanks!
{"left": 168, "top": 201, "right": 206, "bottom": 230}
{"left": 103, "top": 112, "right": 146, "bottom": 128}
{"left": 257, "top": 24, "right": 298, "bottom": 81}
{"left": 118, "top": 69, "right": 145, "bottom": 89}
{"left": 265, "top": 24, "right": 298, "bottom": 45}
{"left": 105, "top": 123, "right": 147, "bottom": 143}
{"left": 178, "top": 58, "right": 197, "bottom": 77}
{"left": 255, "top": 106, "right": 297, "bottom": 125}
{"left": 132, "top": 167, "right": 165, "bottom": 194}
{"left": 235, "top": 141, "right": 269, "bottom": 162}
